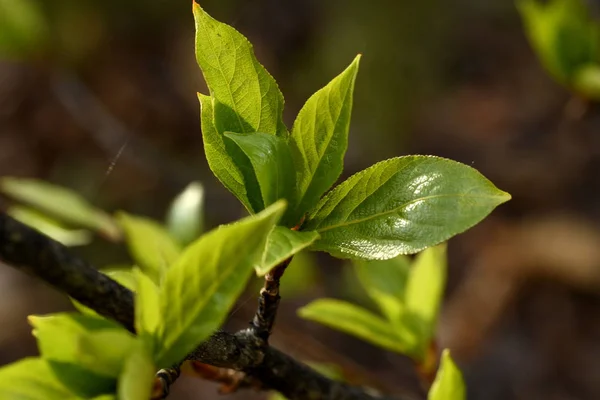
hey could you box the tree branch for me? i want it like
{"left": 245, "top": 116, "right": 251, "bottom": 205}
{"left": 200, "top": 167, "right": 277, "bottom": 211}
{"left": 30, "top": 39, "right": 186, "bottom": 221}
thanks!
{"left": 0, "top": 212, "right": 410, "bottom": 400}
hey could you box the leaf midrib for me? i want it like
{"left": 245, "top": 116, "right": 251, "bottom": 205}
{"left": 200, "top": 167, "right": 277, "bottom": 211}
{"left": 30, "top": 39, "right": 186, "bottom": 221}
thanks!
{"left": 316, "top": 193, "right": 506, "bottom": 233}
{"left": 295, "top": 74, "right": 354, "bottom": 208}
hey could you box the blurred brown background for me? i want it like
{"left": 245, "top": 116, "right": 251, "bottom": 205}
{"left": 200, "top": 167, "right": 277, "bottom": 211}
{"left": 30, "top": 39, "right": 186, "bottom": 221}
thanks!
{"left": 2, "top": 0, "right": 600, "bottom": 399}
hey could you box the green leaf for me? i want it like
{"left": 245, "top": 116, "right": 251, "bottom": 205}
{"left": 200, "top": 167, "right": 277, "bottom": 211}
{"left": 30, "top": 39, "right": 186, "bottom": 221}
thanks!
{"left": 403, "top": 245, "right": 447, "bottom": 359}
{"left": 258, "top": 227, "right": 320, "bottom": 276}
{"left": 199, "top": 93, "right": 252, "bottom": 212}
{"left": 517, "top": 0, "right": 600, "bottom": 84}
{"left": 304, "top": 156, "right": 510, "bottom": 260}
{"left": 0, "top": 358, "right": 78, "bottom": 400}
{"left": 0, "top": 177, "right": 121, "bottom": 241}
{"left": 134, "top": 269, "right": 161, "bottom": 340}
{"left": 116, "top": 213, "right": 182, "bottom": 284}
{"left": 7, "top": 205, "right": 92, "bottom": 246}
{"left": 574, "top": 63, "right": 600, "bottom": 99}
{"left": 29, "top": 313, "right": 134, "bottom": 397}
{"left": 298, "top": 299, "right": 414, "bottom": 353}
{"left": 117, "top": 342, "right": 155, "bottom": 400}
{"left": 428, "top": 350, "right": 466, "bottom": 400}
{"left": 193, "top": 3, "right": 286, "bottom": 137}
{"left": 156, "top": 200, "right": 285, "bottom": 367}
{"left": 353, "top": 255, "right": 411, "bottom": 322}
{"left": 224, "top": 132, "right": 296, "bottom": 216}
{"left": 289, "top": 56, "right": 360, "bottom": 221}
{"left": 0, "top": 0, "right": 47, "bottom": 59}
{"left": 166, "top": 182, "right": 205, "bottom": 246}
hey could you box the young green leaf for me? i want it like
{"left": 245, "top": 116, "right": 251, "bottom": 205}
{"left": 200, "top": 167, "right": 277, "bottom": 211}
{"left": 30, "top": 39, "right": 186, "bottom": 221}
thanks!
{"left": 428, "top": 350, "right": 466, "bottom": 400}
{"left": 304, "top": 156, "right": 510, "bottom": 260}
{"left": 193, "top": 3, "right": 286, "bottom": 137}
{"left": 199, "top": 93, "right": 253, "bottom": 212}
{"left": 403, "top": 244, "right": 446, "bottom": 359}
{"left": 353, "top": 255, "right": 411, "bottom": 322}
{"left": 29, "top": 313, "right": 134, "bottom": 397}
{"left": 166, "top": 182, "right": 205, "bottom": 246}
{"left": 517, "top": 0, "right": 600, "bottom": 85}
{"left": 225, "top": 132, "right": 296, "bottom": 216}
{"left": 116, "top": 212, "right": 182, "bottom": 284}
{"left": 0, "top": 358, "right": 78, "bottom": 400}
{"left": 258, "top": 227, "right": 320, "bottom": 276}
{"left": 29, "top": 313, "right": 134, "bottom": 379}
{"left": 298, "top": 298, "right": 415, "bottom": 354}
{"left": 289, "top": 56, "right": 360, "bottom": 221}
{"left": 0, "top": 177, "right": 121, "bottom": 241}
{"left": 134, "top": 269, "right": 161, "bottom": 340}
{"left": 155, "top": 201, "right": 285, "bottom": 368}
{"left": 8, "top": 205, "right": 93, "bottom": 246}
{"left": 117, "top": 342, "right": 155, "bottom": 400}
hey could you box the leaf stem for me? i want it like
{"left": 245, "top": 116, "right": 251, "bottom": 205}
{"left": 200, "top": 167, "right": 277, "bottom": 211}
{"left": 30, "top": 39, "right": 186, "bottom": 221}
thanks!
{"left": 250, "top": 257, "right": 292, "bottom": 343}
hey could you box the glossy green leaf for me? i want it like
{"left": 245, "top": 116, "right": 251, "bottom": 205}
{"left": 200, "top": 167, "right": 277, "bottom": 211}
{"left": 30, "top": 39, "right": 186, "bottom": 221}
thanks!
{"left": 224, "top": 132, "right": 296, "bottom": 216}
{"left": 289, "top": 56, "right": 360, "bottom": 221}
{"left": 193, "top": 3, "right": 286, "bottom": 137}
{"left": 403, "top": 245, "right": 447, "bottom": 358}
{"left": 199, "top": 93, "right": 252, "bottom": 212}
{"left": 0, "top": 358, "right": 77, "bottom": 400}
{"left": 517, "top": 0, "right": 600, "bottom": 84}
{"left": 116, "top": 213, "right": 182, "bottom": 284}
{"left": 258, "top": 227, "right": 320, "bottom": 276}
{"left": 166, "top": 182, "right": 205, "bottom": 246}
{"left": 428, "top": 350, "right": 466, "bottom": 400}
{"left": 117, "top": 343, "right": 155, "bottom": 400}
{"left": 0, "top": 177, "right": 121, "bottom": 241}
{"left": 353, "top": 255, "right": 411, "bottom": 322}
{"left": 298, "top": 299, "right": 414, "bottom": 353}
{"left": 156, "top": 201, "right": 285, "bottom": 367}
{"left": 134, "top": 269, "right": 161, "bottom": 340}
{"left": 7, "top": 205, "right": 92, "bottom": 246}
{"left": 304, "top": 156, "right": 510, "bottom": 260}
{"left": 29, "top": 313, "right": 133, "bottom": 397}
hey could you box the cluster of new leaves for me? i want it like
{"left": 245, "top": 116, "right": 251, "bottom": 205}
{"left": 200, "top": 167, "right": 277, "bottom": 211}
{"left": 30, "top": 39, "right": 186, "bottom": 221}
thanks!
{"left": 0, "top": 3, "right": 512, "bottom": 399}
{"left": 193, "top": 3, "right": 509, "bottom": 267}
{"left": 518, "top": 0, "right": 600, "bottom": 99}
{"left": 299, "top": 246, "right": 465, "bottom": 399}
{"left": 0, "top": 176, "right": 287, "bottom": 398}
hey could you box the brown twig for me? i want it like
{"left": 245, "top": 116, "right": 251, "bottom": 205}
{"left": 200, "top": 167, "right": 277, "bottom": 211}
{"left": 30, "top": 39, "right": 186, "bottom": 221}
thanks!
{"left": 250, "top": 257, "right": 292, "bottom": 343}
{"left": 0, "top": 212, "right": 408, "bottom": 400}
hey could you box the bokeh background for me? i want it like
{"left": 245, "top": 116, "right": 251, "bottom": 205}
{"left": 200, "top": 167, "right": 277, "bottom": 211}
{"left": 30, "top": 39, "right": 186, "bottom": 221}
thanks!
{"left": 2, "top": 0, "right": 600, "bottom": 399}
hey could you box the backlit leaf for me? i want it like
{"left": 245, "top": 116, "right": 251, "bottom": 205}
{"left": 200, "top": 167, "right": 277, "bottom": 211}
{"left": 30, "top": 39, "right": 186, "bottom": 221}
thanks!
{"left": 298, "top": 299, "right": 415, "bottom": 353}
{"left": 428, "top": 350, "right": 466, "bottom": 400}
{"left": 289, "top": 56, "right": 360, "bottom": 222}
{"left": 403, "top": 244, "right": 447, "bottom": 359}
{"left": 166, "top": 182, "right": 205, "bottom": 246}
{"left": 156, "top": 201, "right": 285, "bottom": 367}
{"left": 353, "top": 255, "right": 411, "bottom": 322}
{"left": 8, "top": 205, "right": 92, "bottom": 246}
{"left": 0, "top": 358, "right": 77, "bottom": 399}
{"left": 116, "top": 213, "right": 182, "bottom": 284}
{"left": 258, "top": 227, "right": 319, "bottom": 276}
{"left": 193, "top": 3, "right": 286, "bottom": 137}
{"left": 0, "top": 177, "right": 120, "bottom": 241}
{"left": 117, "top": 342, "right": 155, "bottom": 400}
